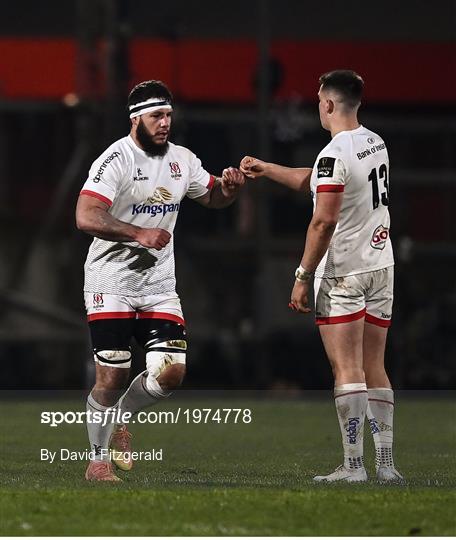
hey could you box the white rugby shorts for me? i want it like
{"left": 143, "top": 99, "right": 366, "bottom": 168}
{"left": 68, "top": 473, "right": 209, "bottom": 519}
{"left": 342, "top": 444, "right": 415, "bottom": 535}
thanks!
{"left": 314, "top": 266, "right": 393, "bottom": 327}
{"left": 84, "top": 291, "right": 185, "bottom": 326}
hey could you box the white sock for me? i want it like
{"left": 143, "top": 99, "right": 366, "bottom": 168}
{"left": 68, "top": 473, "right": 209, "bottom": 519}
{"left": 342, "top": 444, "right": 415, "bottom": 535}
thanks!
{"left": 86, "top": 393, "right": 115, "bottom": 462}
{"left": 367, "top": 387, "right": 395, "bottom": 469}
{"left": 334, "top": 383, "right": 368, "bottom": 470}
{"left": 117, "top": 370, "right": 169, "bottom": 422}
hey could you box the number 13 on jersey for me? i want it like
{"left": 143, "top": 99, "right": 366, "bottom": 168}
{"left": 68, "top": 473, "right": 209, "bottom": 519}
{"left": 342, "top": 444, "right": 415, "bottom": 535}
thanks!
{"left": 368, "top": 163, "right": 389, "bottom": 209}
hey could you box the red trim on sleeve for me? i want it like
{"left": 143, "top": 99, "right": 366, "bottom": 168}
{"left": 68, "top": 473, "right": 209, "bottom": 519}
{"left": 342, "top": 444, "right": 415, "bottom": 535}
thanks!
{"left": 80, "top": 190, "right": 113, "bottom": 207}
{"left": 365, "top": 313, "right": 392, "bottom": 328}
{"left": 137, "top": 312, "right": 185, "bottom": 326}
{"left": 207, "top": 175, "right": 216, "bottom": 190}
{"left": 316, "top": 185, "right": 344, "bottom": 193}
{"left": 87, "top": 311, "right": 135, "bottom": 321}
{"left": 316, "top": 308, "right": 366, "bottom": 325}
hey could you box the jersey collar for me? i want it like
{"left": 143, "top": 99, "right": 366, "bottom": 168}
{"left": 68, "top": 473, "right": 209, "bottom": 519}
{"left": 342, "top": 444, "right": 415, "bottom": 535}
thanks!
{"left": 332, "top": 125, "right": 364, "bottom": 140}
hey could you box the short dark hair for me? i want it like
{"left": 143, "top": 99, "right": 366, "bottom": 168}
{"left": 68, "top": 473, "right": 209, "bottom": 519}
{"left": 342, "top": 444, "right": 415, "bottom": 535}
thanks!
{"left": 319, "top": 70, "right": 364, "bottom": 109}
{"left": 127, "top": 80, "right": 173, "bottom": 109}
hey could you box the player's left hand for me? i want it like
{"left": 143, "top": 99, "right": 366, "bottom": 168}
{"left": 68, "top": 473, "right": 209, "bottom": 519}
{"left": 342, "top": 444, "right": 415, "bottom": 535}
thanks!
{"left": 289, "top": 280, "right": 312, "bottom": 313}
{"left": 221, "top": 167, "right": 246, "bottom": 197}
{"left": 240, "top": 155, "right": 267, "bottom": 178}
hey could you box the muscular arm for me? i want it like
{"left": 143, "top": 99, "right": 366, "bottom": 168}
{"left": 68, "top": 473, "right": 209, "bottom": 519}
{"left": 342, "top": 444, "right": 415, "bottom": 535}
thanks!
{"left": 299, "top": 191, "right": 343, "bottom": 272}
{"left": 75, "top": 194, "right": 170, "bottom": 249}
{"left": 76, "top": 195, "right": 140, "bottom": 242}
{"left": 194, "top": 179, "right": 235, "bottom": 209}
{"left": 289, "top": 191, "right": 343, "bottom": 313}
{"left": 194, "top": 168, "right": 245, "bottom": 209}
{"left": 240, "top": 156, "right": 312, "bottom": 192}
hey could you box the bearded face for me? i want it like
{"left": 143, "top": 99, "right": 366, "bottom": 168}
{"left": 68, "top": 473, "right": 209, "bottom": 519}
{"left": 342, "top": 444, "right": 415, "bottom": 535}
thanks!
{"left": 135, "top": 116, "right": 170, "bottom": 157}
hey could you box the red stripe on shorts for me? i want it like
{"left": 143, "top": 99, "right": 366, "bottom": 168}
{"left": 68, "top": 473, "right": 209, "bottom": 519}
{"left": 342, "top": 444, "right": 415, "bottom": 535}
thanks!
{"left": 316, "top": 185, "right": 344, "bottom": 193}
{"left": 80, "top": 190, "right": 113, "bottom": 207}
{"left": 365, "top": 313, "right": 391, "bottom": 327}
{"left": 316, "top": 308, "right": 366, "bottom": 325}
{"left": 137, "top": 312, "right": 185, "bottom": 326}
{"left": 87, "top": 311, "right": 135, "bottom": 321}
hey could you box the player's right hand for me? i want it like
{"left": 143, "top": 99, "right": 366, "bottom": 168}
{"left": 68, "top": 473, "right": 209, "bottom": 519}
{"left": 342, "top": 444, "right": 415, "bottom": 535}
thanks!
{"left": 239, "top": 156, "right": 268, "bottom": 178}
{"left": 290, "top": 279, "right": 312, "bottom": 314}
{"left": 135, "top": 228, "right": 171, "bottom": 250}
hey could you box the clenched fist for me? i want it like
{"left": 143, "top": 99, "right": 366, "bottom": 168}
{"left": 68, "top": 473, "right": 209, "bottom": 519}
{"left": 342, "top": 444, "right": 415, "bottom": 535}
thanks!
{"left": 240, "top": 155, "right": 269, "bottom": 179}
{"left": 221, "top": 167, "right": 245, "bottom": 197}
{"left": 135, "top": 228, "right": 171, "bottom": 250}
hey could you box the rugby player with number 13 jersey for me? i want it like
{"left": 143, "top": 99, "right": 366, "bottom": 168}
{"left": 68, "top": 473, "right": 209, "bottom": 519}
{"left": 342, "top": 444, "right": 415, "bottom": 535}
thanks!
{"left": 241, "top": 70, "right": 403, "bottom": 484}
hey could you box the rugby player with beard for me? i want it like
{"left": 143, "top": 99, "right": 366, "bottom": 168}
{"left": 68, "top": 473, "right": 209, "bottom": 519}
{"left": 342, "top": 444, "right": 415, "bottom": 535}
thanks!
{"left": 76, "top": 80, "right": 245, "bottom": 481}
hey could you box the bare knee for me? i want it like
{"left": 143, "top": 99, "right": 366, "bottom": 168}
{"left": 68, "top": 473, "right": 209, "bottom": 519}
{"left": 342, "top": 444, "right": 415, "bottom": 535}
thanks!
{"left": 364, "top": 364, "right": 390, "bottom": 388}
{"left": 327, "top": 352, "right": 365, "bottom": 385}
{"left": 157, "top": 364, "right": 186, "bottom": 392}
{"left": 93, "top": 365, "right": 130, "bottom": 407}
{"left": 332, "top": 363, "right": 365, "bottom": 386}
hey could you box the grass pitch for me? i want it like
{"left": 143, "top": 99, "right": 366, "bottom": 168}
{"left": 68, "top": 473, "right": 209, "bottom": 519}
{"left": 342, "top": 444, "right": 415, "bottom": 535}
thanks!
{"left": 0, "top": 394, "right": 455, "bottom": 536}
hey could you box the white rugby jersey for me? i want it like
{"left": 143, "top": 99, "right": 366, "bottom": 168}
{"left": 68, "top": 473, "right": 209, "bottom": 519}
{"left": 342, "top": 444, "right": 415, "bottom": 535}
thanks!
{"left": 80, "top": 136, "right": 214, "bottom": 296}
{"left": 310, "top": 125, "right": 394, "bottom": 278}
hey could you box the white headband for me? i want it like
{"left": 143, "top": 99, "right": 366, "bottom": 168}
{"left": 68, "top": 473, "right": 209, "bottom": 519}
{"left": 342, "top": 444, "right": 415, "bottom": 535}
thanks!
{"left": 129, "top": 97, "right": 173, "bottom": 119}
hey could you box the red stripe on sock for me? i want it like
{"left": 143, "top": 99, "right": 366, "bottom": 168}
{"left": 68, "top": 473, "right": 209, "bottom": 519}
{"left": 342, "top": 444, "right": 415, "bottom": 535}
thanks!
{"left": 334, "top": 390, "right": 368, "bottom": 399}
{"left": 368, "top": 398, "right": 394, "bottom": 406}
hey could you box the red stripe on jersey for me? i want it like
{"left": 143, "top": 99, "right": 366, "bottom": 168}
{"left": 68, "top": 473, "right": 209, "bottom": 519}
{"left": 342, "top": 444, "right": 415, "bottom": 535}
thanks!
{"left": 80, "top": 190, "right": 113, "bottom": 207}
{"left": 316, "top": 308, "right": 366, "bottom": 325}
{"left": 137, "top": 312, "right": 186, "bottom": 326}
{"left": 207, "top": 175, "right": 216, "bottom": 190}
{"left": 365, "top": 313, "right": 392, "bottom": 327}
{"left": 316, "top": 185, "right": 344, "bottom": 193}
{"left": 88, "top": 311, "right": 135, "bottom": 321}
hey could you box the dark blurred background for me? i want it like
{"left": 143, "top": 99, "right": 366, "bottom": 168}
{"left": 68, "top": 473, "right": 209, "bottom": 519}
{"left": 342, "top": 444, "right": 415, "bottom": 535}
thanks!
{"left": 1, "top": 0, "right": 455, "bottom": 390}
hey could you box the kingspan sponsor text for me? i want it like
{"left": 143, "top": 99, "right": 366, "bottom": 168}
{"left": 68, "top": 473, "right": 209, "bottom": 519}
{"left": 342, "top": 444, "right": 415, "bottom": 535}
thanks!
{"left": 132, "top": 202, "right": 180, "bottom": 217}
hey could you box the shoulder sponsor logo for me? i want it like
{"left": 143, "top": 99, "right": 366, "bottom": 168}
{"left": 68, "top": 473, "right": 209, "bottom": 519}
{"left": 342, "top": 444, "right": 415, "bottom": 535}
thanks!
{"left": 131, "top": 187, "right": 179, "bottom": 217}
{"left": 317, "top": 156, "right": 335, "bottom": 178}
{"left": 92, "top": 151, "right": 121, "bottom": 183}
{"left": 367, "top": 137, "right": 375, "bottom": 144}
{"left": 133, "top": 167, "right": 149, "bottom": 182}
{"left": 357, "top": 142, "right": 386, "bottom": 160}
{"left": 371, "top": 225, "right": 389, "bottom": 250}
{"left": 169, "top": 162, "right": 182, "bottom": 180}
